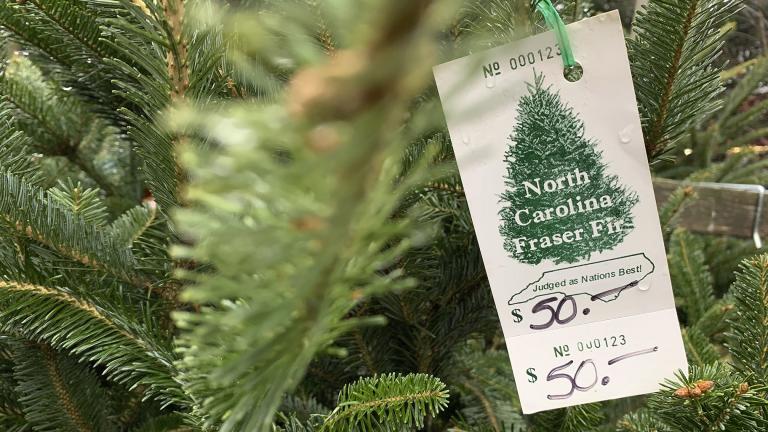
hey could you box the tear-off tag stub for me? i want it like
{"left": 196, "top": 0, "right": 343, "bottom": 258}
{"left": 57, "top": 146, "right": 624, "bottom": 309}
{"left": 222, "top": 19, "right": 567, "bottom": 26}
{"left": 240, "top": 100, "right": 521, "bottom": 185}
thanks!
{"left": 433, "top": 11, "right": 686, "bottom": 413}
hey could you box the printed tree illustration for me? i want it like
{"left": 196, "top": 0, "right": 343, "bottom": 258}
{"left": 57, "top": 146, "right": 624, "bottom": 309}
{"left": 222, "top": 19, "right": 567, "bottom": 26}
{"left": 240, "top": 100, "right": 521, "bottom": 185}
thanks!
{"left": 499, "top": 73, "right": 638, "bottom": 264}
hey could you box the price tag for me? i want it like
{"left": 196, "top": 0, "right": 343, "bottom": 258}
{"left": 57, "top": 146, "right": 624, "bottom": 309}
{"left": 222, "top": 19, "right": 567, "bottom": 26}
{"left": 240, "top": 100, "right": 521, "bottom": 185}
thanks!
{"left": 433, "top": 11, "right": 687, "bottom": 413}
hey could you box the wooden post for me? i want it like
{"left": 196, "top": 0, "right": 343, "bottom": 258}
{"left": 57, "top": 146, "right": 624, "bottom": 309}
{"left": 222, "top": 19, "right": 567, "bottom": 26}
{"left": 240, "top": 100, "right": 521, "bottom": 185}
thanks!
{"left": 653, "top": 178, "right": 766, "bottom": 246}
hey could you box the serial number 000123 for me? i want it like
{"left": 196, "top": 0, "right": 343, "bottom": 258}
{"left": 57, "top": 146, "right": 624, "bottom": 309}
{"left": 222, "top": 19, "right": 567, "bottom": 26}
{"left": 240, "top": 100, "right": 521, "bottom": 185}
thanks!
{"left": 509, "top": 45, "right": 561, "bottom": 70}
{"left": 482, "top": 45, "right": 562, "bottom": 78}
{"left": 576, "top": 334, "right": 627, "bottom": 353}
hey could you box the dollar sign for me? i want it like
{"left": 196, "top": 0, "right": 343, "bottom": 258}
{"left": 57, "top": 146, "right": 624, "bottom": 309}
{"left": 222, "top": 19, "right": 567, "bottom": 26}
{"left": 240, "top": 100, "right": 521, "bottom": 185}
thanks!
{"left": 526, "top": 367, "right": 537, "bottom": 383}
{"left": 511, "top": 308, "right": 523, "bottom": 323}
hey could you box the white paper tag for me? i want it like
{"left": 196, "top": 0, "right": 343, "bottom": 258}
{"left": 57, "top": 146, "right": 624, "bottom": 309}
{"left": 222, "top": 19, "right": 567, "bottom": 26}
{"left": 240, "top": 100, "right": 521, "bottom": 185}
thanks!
{"left": 433, "top": 11, "right": 687, "bottom": 414}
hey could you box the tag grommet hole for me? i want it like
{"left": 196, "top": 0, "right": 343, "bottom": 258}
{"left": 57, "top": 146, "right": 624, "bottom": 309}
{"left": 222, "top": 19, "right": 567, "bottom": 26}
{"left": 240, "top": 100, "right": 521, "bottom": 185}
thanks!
{"left": 564, "top": 62, "right": 583, "bottom": 82}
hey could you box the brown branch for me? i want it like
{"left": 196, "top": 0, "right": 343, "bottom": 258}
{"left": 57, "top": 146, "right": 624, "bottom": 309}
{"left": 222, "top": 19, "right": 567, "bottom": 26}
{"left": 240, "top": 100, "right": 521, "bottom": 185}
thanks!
{"left": 131, "top": 0, "right": 152, "bottom": 16}
{"left": 424, "top": 181, "right": 464, "bottom": 194}
{"left": 222, "top": 70, "right": 242, "bottom": 99}
{"left": 325, "top": 389, "right": 445, "bottom": 426}
{"left": 646, "top": 1, "right": 698, "bottom": 158}
{"left": 352, "top": 329, "right": 379, "bottom": 375}
{"left": 162, "top": 0, "right": 189, "bottom": 101}
{"left": 351, "top": 306, "right": 379, "bottom": 375}
{"left": 460, "top": 379, "right": 500, "bottom": 432}
{"left": 309, "top": 0, "right": 335, "bottom": 54}
{"left": 0, "top": 281, "right": 150, "bottom": 351}
{"left": 162, "top": 0, "right": 189, "bottom": 207}
{"left": 1, "top": 214, "right": 154, "bottom": 291}
{"left": 292, "top": 0, "right": 440, "bottom": 319}
{"left": 755, "top": 256, "right": 768, "bottom": 373}
{"left": 40, "top": 344, "right": 93, "bottom": 432}
{"left": 681, "top": 328, "right": 705, "bottom": 367}
{"left": 705, "top": 385, "right": 747, "bottom": 432}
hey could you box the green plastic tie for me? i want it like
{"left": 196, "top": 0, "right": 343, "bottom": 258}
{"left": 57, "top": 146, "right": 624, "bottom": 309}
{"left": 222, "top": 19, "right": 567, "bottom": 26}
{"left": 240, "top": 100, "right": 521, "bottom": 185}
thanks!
{"left": 535, "top": 0, "right": 577, "bottom": 69}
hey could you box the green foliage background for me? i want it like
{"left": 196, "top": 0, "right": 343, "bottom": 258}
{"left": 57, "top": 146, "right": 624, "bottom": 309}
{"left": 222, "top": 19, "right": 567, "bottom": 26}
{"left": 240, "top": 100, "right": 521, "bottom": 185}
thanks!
{"left": 0, "top": 0, "right": 765, "bottom": 431}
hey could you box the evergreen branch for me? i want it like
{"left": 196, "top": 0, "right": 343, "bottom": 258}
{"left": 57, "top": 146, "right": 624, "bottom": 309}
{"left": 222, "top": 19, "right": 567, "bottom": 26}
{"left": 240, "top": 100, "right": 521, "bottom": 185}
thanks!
{"left": 527, "top": 403, "right": 604, "bottom": 432}
{"left": 727, "top": 127, "right": 768, "bottom": 149}
{"left": 0, "top": 407, "right": 25, "bottom": 430}
{"left": 0, "top": 337, "right": 12, "bottom": 361}
{"left": 172, "top": 2, "right": 451, "bottom": 430}
{"left": 718, "top": 56, "right": 768, "bottom": 123}
{"left": 0, "top": 172, "right": 157, "bottom": 289}
{"left": 722, "top": 98, "right": 768, "bottom": 136}
{"left": 0, "top": 2, "right": 76, "bottom": 69}
{"left": 161, "top": 0, "right": 189, "bottom": 100}
{"left": 130, "top": 0, "right": 153, "bottom": 17}
{"left": 695, "top": 300, "right": 734, "bottom": 339}
{"left": 48, "top": 180, "right": 110, "bottom": 226}
{"left": 657, "top": 184, "right": 695, "bottom": 235}
{"left": 0, "top": 113, "right": 40, "bottom": 183}
{"left": 320, "top": 373, "right": 448, "bottom": 431}
{"left": 0, "top": 56, "right": 79, "bottom": 148}
{"left": 115, "top": 388, "right": 144, "bottom": 428}
{"left": 650, "top": 364, "right": 768, "bottom": 431}
{"left": 109, "top": 201, "right": 159, "bottom": 248}
{"left": 0, "top": 0, "right": 119, "bottom": 97}
{"left": 461, "top": 0, "right": 534, "bottom": 46}
{"left": 459, "top": 379, "right": 501, "bottom": 432}
{"left": 449, "top": 346, "right": 522, "bottom": 431}
{"left": 351, "top": 327, "right": 380, "bottom": 376}
{"left": 629, "top": 0, "right": 740, "bottom": 160}
{"left": 681, "top": 326, "right": 719, "bottom": 367}
{"left": 423, "top": 182, "right": 464, "bottom": 194}
{"left": 1, "top": 90, "right": 68, "bottom": 149}
{"left": 280, "top": 395, "right": 329, "bottom": 425}
{"left": 559, "top": 403, "right": 603, "bottom": 432}
{"left": 616, "top": 410, "right": 672, "bottom": 432}
{"left": 274, "top": 412, "right": 321, "bottom": 432}
{"left": 647, "top": 2, "right": 696, "bottom": 148}
{"left": 339, "top": 306, "right": 393, "bottom": 377}
{"left": 668, "top": 229, "right": 715, "bottom": 324}
{"left": 129, "top": 414, "right": 193, "bottom": 432}
{"left": 727, "top": 253, "right": 768, "bottom": 384}
{"left": 0, "top": 281, "right": 148, "bottom": 349}
{"left": 25, "top": 0, "right": 111, "bottom": 60}
{"left": 103, "top": 0, "right": 204, "bottom": 210}
{"left": 0, "top": 56, "right": 123, "bottom": 196}
{"left": 307, "top": 0, "right": 335, "bottom": 54}
{"left": 721, "top": 157, "right": 768, "bottom": 184}
{"left": 685, "top": 151, "right": 763, "bottom": 183}
{"left": 65, "top": 139, "right": 122, "bottom": 197}
{"left": 0, "top": 408, "right": 27, "bottom": 432}
{"left": 0, "top": 362, "right": 25, "bottom": 430}
{"left": 721, "top": 57, "right": 758, "bottom": 80}
{"left": 1, "top": 0, "right": 762, "bottom": 429}
{"left": 0, "top": 280, "right": 185, "bottom": 407}
{"left": 13, "top": 343, "right": 114, "bottom": 432}
{"left": 115, "top": 105, "right": 178, "bottom": 210}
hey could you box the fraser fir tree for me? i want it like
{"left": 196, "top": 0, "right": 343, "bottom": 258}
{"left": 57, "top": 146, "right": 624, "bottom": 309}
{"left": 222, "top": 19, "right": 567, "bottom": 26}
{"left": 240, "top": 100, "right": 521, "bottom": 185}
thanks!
{"left": 499, "top": 73, "right": 638, "bottom": 264}
{"left": 0, "top": 0, "right": 766, "bottom": 431}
